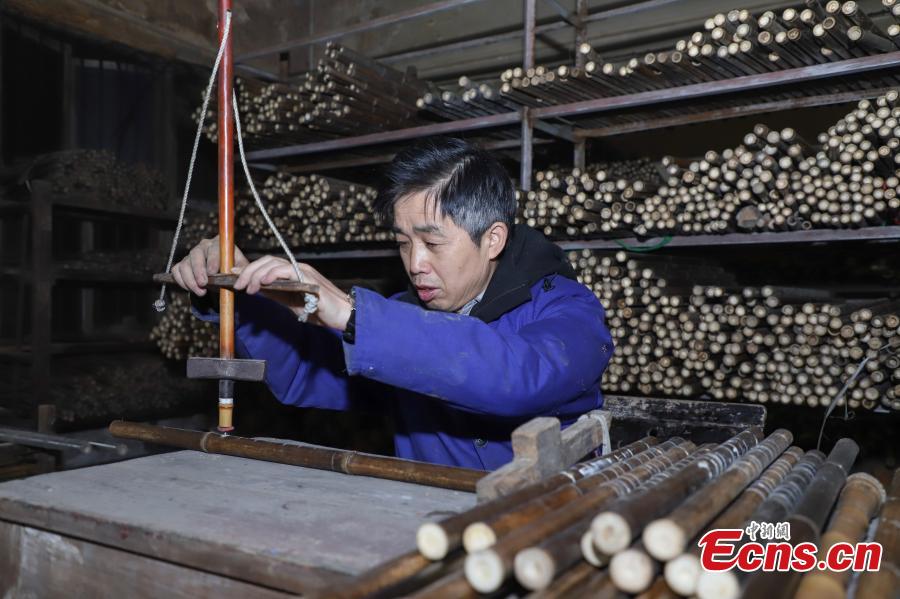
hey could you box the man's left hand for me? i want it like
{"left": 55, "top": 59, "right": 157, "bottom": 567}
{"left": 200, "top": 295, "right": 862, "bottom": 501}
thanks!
{"left": 232, "top": 256, "right": 353, "bottom": 331}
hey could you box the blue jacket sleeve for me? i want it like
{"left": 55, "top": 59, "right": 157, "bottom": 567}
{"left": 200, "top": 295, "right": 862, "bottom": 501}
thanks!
{"left": 192, "top": 293, "right": 362, "bottom": 411}
{"left": 343, "top": 284, "right": 613, "bottom": 418}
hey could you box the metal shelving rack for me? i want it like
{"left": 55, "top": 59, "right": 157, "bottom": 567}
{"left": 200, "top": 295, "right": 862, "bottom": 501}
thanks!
{"left": 0, "top": 180, "right": 177, "bottom": 428}
{"left": 230, "top": 0, "right": 900, "bottom": 260}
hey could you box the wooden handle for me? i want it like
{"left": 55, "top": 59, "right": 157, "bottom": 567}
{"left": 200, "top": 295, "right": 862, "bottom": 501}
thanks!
{"left": 154, "top": 272, "right": 319, "bottom": 295}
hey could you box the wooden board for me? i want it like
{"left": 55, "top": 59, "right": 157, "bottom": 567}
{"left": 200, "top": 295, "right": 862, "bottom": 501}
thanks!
{"left": 0, "top": 450, "right": 475, "bottom": 595}
{"left": 0, "top": 520, "right": 293, "bottom": 599}
{"left": 603, "top": 395, "right": 766, "bottom": 447}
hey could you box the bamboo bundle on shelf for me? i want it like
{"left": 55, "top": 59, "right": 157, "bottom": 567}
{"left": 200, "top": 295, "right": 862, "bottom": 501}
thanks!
{"left": 568, "top": 248, "right": 900, "bottom": 412}
{"left": 470, "top": 4, "right": 900, "bottom": 111}
{"left": 8, "top": 150, "right": 168, "bottom": 211}
{"left": 150, "top": 292, "right": 218, "bottom": 361}
{"left": 335, "top": 431, "right": 874, "bottom": 598}
{"left": 49, "top": 354, "right": 206, "bottom": 424}
{"left": 523, "top": 89, "right": 900, "bottom": 239}
{"left": 198, "top": 43, "right": 435, "bottom": 145}
{"left": 234, "top": 172, "right": 387, "bottom": 248}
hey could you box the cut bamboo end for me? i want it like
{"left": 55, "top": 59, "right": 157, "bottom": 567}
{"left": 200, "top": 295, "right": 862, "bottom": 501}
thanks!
{"left": 644, "top": 518, "right": 686, "bottom": 561}
{"left": 463, "top": 522, "right": 496, "bottom": 553}
{"left": 416, "top": 522, "right": 449, "bottom": 560}
{"left": 514, "top": 547, "right": 555, "bottom": 591}
{"left": 665, "top": 552, "right": 702, "bottom": 596}
{"left": 696, "top": 570, "right": 740, "bottom": 599}
{"left": 793, "top": 571, "right": 849, "bottom": 599}
{"left": 592, "top": 511, "right": 632, "bottom": 554}
{"left": 464, "top": 549, "right": 505, "bottom": 594}
{"left": 581, "top": 529, "right": 606, "bottom": 566}
{"left": 610, "top": 548, "right": 656, "bottom": 593}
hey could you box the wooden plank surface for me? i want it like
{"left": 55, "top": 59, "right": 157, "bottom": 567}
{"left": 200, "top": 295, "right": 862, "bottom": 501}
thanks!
{"left": 0, "top": 520, "right": 294, "bottom": 599}
{"left": 0, "top": 450, "right": 475, "bottom": 595}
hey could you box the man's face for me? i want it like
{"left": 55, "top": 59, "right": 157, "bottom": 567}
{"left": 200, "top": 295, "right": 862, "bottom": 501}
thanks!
{"left": 392, "top": 191, "right": 506, "bottom": 312}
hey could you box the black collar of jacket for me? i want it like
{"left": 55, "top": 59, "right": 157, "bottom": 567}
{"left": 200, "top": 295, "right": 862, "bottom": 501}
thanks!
{"left": 396, "top": 224, "right": 577, "bottom": 323}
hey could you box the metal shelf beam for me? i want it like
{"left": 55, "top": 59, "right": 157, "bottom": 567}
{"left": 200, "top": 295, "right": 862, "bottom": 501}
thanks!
{"left": 244, "top": 52, "right": 900, "bottom": 162}
{"left": 533, "top": 52, "right": 900, "bottom": 120}
{"left": 261, "top": 227, "right": 900, "bottom": 261}
{"left": 556, "top": 226, "right": 900, "bottom": 251}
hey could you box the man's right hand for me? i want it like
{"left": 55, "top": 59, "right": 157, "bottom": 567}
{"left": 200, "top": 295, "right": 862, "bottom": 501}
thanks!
{"left": 170, "top": 236, "right": 249, "bottom": 296}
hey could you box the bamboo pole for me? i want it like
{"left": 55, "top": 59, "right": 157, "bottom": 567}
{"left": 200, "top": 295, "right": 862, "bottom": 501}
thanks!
{"left": 416, "top": 436, "right": 658, "bottom": 560}
{"left": 643, "top": 429, "right": 794, "bottom": 561}
{"left": 461, "top": 438, "right": 674, "bottom": 554}
{"left": 793, "top": 472, "right": 886, "bottom": 599}
{"left": 663, "top": 446, "right": 803, "bottom": 596}
{"left": 854, "top": 468, "right": 900, "bottom": 599}
{"left": 108, "top": 420, "right": 483, "bottom": 491}
{"left": 741, "top": 438, "right": 861, "bottom": 599}
{"left": 590, "top": 430, "right": 760, "bottom": 556}
{"left": 462, "top": 441, "right": 699, "bottom": 593}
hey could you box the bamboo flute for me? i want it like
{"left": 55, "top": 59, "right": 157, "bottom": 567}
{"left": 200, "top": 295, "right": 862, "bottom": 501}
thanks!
{"left": 461, "top": 438, "right": 675, "bottom": 554}
{"left": 695, "top": 449, "right": 826, "bottom": 599}
{"left": 589, "top": 430, "right": 760, "bottom": 556}
{"left": 663, "top": 446, "right": 803, "bottom": 596}
{"left": 854, "top": 468, "right": 900, "bottom": 599}
{"left": 415, "top": 436, "right": 658, "bottom": 559}
{"left": 462, "top": 442, "right": 700, "bottom": 593}
{"left": 643, "top": 429, "right": 794, "bottom": 561}
{"left": 741, "top": 438, "right": 861, "bottom": 599}
{"left": 793, "top": 472, "right": 886, "bottom": 599}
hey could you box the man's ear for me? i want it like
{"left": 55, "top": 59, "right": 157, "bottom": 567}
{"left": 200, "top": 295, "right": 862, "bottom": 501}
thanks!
{"left": 484, "top": 222, "right": 509, "bottom": 260}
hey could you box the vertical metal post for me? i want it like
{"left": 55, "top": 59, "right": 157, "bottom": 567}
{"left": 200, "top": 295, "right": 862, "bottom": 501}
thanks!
{"left": 30, "top": 181, "right": 52, "bottom": 430}
{"left": 61, "top": 43, "right": 77, "bottom": 149}
{"left": 217, "top": 0, "right": 236, "bottom": 432}
{"left": 79, "top": 222, "right": 95, "bottom": 336}
{"left": 574, "top": 138, "right": 586, "bottom": 171}
{"left": 575, "top": 0, "right": 588, "bottom": 69}
{"left": 279, "top": 51, "right": 290, "bottom": 80}
{"left": 0, "top": 14, "right": 4, "bottom": 167}
{"left": 523, "top": 0, "right": 536, "bottom": 70}
{"left": 520, "top": 0, "right": 536, "bottom": 192}
{"left": 520, "top": 108, "right": 533, "bottom": 191}
{"left": 159, "top": 66, "right": 177, "bottom": 206}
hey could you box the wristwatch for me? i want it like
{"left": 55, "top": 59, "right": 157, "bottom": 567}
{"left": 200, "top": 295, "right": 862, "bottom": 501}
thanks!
{"left": 342, "top": 288, "right": 357, "bottom": 344}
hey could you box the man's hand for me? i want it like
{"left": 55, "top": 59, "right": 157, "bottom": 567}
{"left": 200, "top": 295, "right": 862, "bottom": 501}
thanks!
{"left": 233, "top": 256, "right": 353, "bottom": 331}
{"left": 170, "top": 236, "right": 250, "bottom": 297}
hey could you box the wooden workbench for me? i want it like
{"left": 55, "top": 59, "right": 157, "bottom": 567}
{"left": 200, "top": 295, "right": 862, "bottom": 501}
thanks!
{"left": 0, "top": 450, "right": 476, "bottom": 597}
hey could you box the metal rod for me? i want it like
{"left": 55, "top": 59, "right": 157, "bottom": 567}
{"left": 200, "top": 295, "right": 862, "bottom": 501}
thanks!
{"left": 0, "top": 427, "right": 125, "bottom": 454}
{"left": 521, "top": 108, "right": 533, "bottom": 191}
{"left": 523, "top": 0, "right": 536, "bottom": 70}
{"left": 217, "top": 0, "right": 236, "bottom": 433}
{"left": 108, "top": 421, "right": 484, "bottom": 492}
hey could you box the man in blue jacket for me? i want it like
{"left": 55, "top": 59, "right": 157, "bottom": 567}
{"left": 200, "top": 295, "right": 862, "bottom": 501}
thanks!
{"left": 171, "top": 137, "right": 613, "bottom": 470}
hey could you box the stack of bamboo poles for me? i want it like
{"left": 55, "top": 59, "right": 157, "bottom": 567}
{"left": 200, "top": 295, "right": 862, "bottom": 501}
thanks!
{"left": 178, "top": 210, "right": 219, "bottom": 251}
{"left": 570, "top": 248, "right": 900, "bottom": 412}
{"left": 150, "top": 292, "right": 218, "bottom": 361}
{"left": 50, "top": 354, "right": 204, "bottom": 424}
{"left": 524, "top": 90, "right": 900, "bottom": 239}
{"left": 5, "top": 150, "right": 169, "bottom": 211}
{"left": 519, "top": 159, "right": 666, "bottom": 238}
{"left": 235, "top": 172, "right": 387, "bottom": 248}
{"left": 337, "top": 431, "right": 898, "bottom": 598}
{"left": 199, "top": 43, "right": 435, "bottom": 145}
{"left": 417, "top": 75, "right": 521, "bottom": 120}
{"left": 493, "top": 2, "right": 900, "bottom": 111}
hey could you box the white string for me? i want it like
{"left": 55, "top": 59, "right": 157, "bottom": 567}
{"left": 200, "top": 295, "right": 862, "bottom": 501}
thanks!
{"left": 154, "top": 11, "right": 233, "bottom": 312}
{"left": 232, "top": 91, "right": 318, "bottom": 321}
{"left": 816, "top": 339, "right": 898, "bottom": 450}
